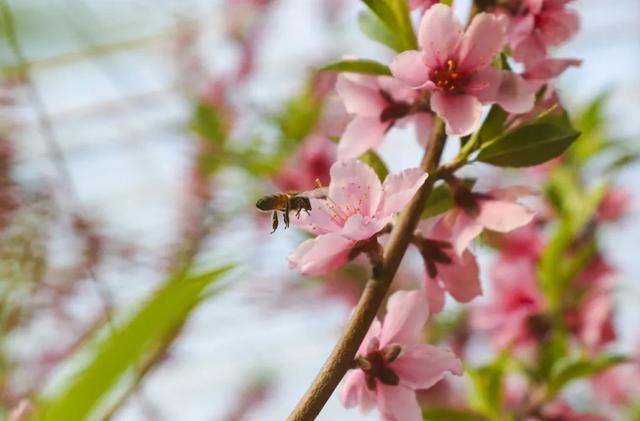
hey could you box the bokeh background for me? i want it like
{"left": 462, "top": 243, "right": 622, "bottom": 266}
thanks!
{"left": 0, "top": 0, "right": 638, "bottom": 419}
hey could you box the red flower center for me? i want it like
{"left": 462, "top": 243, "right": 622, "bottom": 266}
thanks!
{"left": 355, "top": 339, "right": 402, "bottom": 391}
{"left": 430, "top": 59, "right": 467, "bottom": 94}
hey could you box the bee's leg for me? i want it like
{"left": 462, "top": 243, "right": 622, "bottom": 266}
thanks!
{"left": 271, "top": 212, "right": 278, "bottom": 234}
{"left": 295, "top": 208, "right": 302, "bottom": 218}
{"left": 304, "top": 208, "right": 311, "bottom": 216}
{"left": 284, "top": 201, "right": 291, "bottom": 228}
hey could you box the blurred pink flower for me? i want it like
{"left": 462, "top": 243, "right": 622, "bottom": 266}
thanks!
{"left": 416, "top": 219, "right": 481, "bottom": 314}
{"left": 592, "top": 357, "right": 640, "bottom": 406}
{"left": 408, "top": 0, "right": 437, "bottom": 10}
{"left": 538, "top": 400, "right": 606, "bottom": 421}
{"left": 508, "top": 0, "right": 579, "bottom": 64}
{"left": 597, "top": 187, "right": 631, "bottom": 222}
{"left": 336, "top": 73, "right": 432, "bottom": 159}
{"left": 472, "top": 257, "right": 545, "bottom": 348}
{"left": 289, "top": 159, "right": 427, "bottom": 275}
{"left": 340, "top": 290, "right": 463, "bottom": 421}
{"left": 274, "top": 134, "right": 335, "bottom": 192}
{"left": 390, "top": 4, "right": 534, "bottom": 135}
{"left": 523, "top": 57, "right": 581, "bottom": 89}
{"left": 442, "top": 185, "right": 536, "bottom": 256}
{"left": 568, "top": 287, "right": 616, "bottom": 352}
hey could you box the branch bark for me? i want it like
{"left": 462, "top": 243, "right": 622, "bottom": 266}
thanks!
{"left": 287, "top": 119, "right": 448, "bottom": 421}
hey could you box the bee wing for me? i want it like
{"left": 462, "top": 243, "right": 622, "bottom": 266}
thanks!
{"left": 302, "top": 187, "right": 328, "bottom": 199}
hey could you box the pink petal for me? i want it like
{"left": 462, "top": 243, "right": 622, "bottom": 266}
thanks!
{"left": 477, "top": 199, "right": 534, "bottom": 233}
{"left": 389, "top": 51, "right": 430, "bottom": 88}
{"left": 458, "top": 12, "right": 507, "bottom": 72}
{"left": 287, "top": 234, "right": 354, "bottom": 275}
{"left": 378, "top": 76, "right": 418, "bottom": 103}
{"left": 413, "top": 112, "right": 433, "bottom": 148}
{"left": 328, "top": 159, "right": 383, "bottom": 218}
{"left": 490, "top": 186, "right": 538, "bottom": 201}
{"left": 379, "top": 290, "right": 429, "bottom": 347}
{"left": 292, "top": 198, "right": 342, "bottom": 234}
{"left": 466, "top": 66, "right": 502, "bottom": 104}
{"left": 359, "top": 319, "right": 382, "bottom": 354}
{"left": 418, "top": 4, "right": 463, "bottom": 69}
{"left": 524, "top": 58, "right": 581, "bottom": 81}
{"left": 376, "top": 384, "right": 422, "bottom": 421}
{"left": 512, "top": 34, "right": 546, "bottom": 64}
{"left": 538, "top": 9, "right": 579, "bottom": 46}
{"left": 341, "top": 214, "right": 387, "bottom": 241}
{"left": 424, "top": 275, "right": 446, "bottom": 314}
{"left": 338, "top": 116, "right": 390, "bottom": 160}
{"left": 391, "top": 344, "right": 463, "bottom": 389}
{"left": 495, "top": 71, "right": 535, "bottom": 114}
{"left": 336, "top": 74, "right": 386, "bottom": 117}
{"left": 430, "top": 92, "right": 482, "bottom": 136}
{"left": 340, "top": 370, "right": 377, "bottom": 413}
{"left": 438, "top": 250, "right": 482, "bottom": 303}
{"left": 377, "top": 168, "right": 428, "bottom": 217}
{"left": 447, "top": 210, "right": 484, "bottom": 256}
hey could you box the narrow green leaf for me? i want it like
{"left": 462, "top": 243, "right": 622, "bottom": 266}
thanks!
{"left": 421, "top": 179, "right": 476, "bottom": 219}
{"left": 476, "top": 114, "right": 580, "bottom": 167}
{"left": 360, "top": 0, "right": 417, "bottom": 51}
{"left": 477, "top": 106, "right": 508, "bottom": 146}
{"left": 549, "top": 354, "right": 627, "bottom": 394}
{"left": 358, "top": 10, "right": 403, "bottom": 52}
{"left": 37, "top": 265, "right": 234, "bottom": 421}
{"left": 359, "top": 150, "right": 389, "bottom": 181}
{"left": 423, "top": 408, "right": 488, "bottom": 421}
{"left": 321, "top": 59, "right": 391, "bottom": 76}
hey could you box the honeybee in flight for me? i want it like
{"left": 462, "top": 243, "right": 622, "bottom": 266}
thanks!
{"left": 256, "top": 187, "right": 327, "bottom": 233}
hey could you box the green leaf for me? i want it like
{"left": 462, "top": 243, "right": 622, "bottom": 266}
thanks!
{"left": 421, "top": 179, "right": 476, "bottom": 219}
{"left": 477, "top": 106, "right": 508, "bottom": 146}
{"left": 423, "top": 408, "right": 488, "bottom": 421}
{"left": 549, "top": 354, "right": 627, "bottom": 395}
{"left": 321, "top": 59, "right": 391, "bottom": 76}
{"left": 358, "top": 10, "right": 403, "bottom": 52}
{"left": 476, "top": 114, "right": 580, "bottom": 167}
{"left": 467, "top": 354, "right": 508, "bottom": 417}
{"left": 359, "top": 150, "right": 389, "bottom": 181}
{"left": 37, "top": 265, "right": 234, "bottom": 421}
{"left": 360, "top": 0, "right": 417, "bottom": 51}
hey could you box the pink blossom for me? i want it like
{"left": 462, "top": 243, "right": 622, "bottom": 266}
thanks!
{"left": 538, "top": 400, "right": 606, "bottom": 421}
{"left": 523, "top": 57, "right": 581, "bottom": 89}
{"left": 340, "top": 290, "right": 463, "bottom": 421}
{"left": 472, "top": 257, "right": 545, "bottom": 348}
{"left": 408, "top": 0, "right": 437, "bottom": 10}
{"left": 597, "top": 187, "right": 631, "bottom": 222}
{"left": 336, "top": 73, "right": 433, "bottom": 159}
{"left": 441, "top": 185, "right": 536, "bottom": 256}
{"left": 508, "top": 0, "right": 579, "bottom": 64}
{"left": 274, "top": 134, "right": 335, "bottom": 192}
{"left": 592, "top": 358, "right": 640, "bottom": 405}
{"left": 568, "top": 287, "right": 616, "bottom": 352}
{"left": 390, "top": 4, "right": 534, "bottom": 135}
{"left": 288, "top": 159, "right": 427, "bottom": 275}
{"left": 416, "top": 219, "right": 481, "bottom": 314}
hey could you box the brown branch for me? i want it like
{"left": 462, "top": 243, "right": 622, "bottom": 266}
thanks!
{"left": 287, "top": 119, "right": 448, "bottom": 421}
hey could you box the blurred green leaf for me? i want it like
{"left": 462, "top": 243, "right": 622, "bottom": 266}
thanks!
{"left": 467, "top": 354, "right": 507, "bottom": 417}
{"left": 37, "top": 265, "right": 234, "bottom": 421}
{"left": 189, "top": 101, "right": 229, "bottom": 146}
{"left": 476, "top": 113, "right": 580, "bottom": 167}
{"left": 359, "top": 150, "right": 389, "bottom": 181}
{"left": 423, "top": 408, "right": 488, "bottom": 421}
{"left": 536, "top": 331, "right": 569, "bottom": 382}
{"left": 421, "top": 179, "right": 476, "bottom": 219}
{"left": 321, "top": 59, "right": 391, "bottom": 76}
{"left": 549, "top": 354, "right": 627, "bottom": 395}
{"left": 360, "top": 0, "right": 417, "bottom": 51}
{"left": 358, "top": 10, "right": 403, "bottom": 52}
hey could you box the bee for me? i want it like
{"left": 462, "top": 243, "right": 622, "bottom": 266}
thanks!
{"left": 256, "top": 188, "right": 327, "bottom": 233}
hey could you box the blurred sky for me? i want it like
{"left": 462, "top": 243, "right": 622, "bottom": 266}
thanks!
{"left": 2, "top": 0, "right": 640, "bottom": 420}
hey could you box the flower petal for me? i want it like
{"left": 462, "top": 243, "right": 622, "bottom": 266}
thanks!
{"left": 430, "top": 92, "right": 482, "bottom": 136}
{"left": 377, "top": 384, "right": 422, "bottom": 421}
{"left": 338, "top": 116, "right": 390, "bottom": 160}
{"left": 392, "top": 344, "right": 463, "bottom": 389}
{"left": 328, "top": 159, "right": 383, "bottom": 218}
{"left": 390, "top": 51, "right": 431, "bottom": 88}
{"left": 512, "top": 34, "right": 546, "bottom": 64}
{"left": 538, "top": 9, "right": 579, "bottom": 46}
{"left": 424, "top": 275, "right": 446, "bottom": 314}
{"left": 495, "top": 71, "right": 535, "bottom": 114}
{"left": 336, "top": 73, "right": 386, "bottom": 117}
{"left": 466, "top": 66, "right": 502, "bottom": 104}
{"left": 477, "top": 199, "right": 534, "bottom": 233}
{"left": 341, "top": 214, "right": 387, "bottom": 241}
{"left": 447, "top": 210, "right": 484, "bottom": 256}
{"left": 340, "top": 370, "right": 377, "bottom": 413}
{"left": 292, "top": 198, "right": 342, "bottom": 234}
{"left": 377, "top": 168, "right": 428, "bottom": 217}
{"left": 379, "top": 290, "right": 429, "bottom": 347}
{"left": 458, "top": 12, "right": 507, "bottom": 72}
{"left": 438, "top": 249, "right": 482, "bottom": 303}
{"left": 418, "top": 4, "right": 463, "bottom": 68}
{"left": 287, "top": 234, "right": 354, "bottom": 275}
{"left": 413, "top": 112, "right": 433, "bottom": 148}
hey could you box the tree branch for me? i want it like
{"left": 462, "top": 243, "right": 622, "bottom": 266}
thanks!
{"left": 287, "top": 118, "right": 448, "bottom": 421}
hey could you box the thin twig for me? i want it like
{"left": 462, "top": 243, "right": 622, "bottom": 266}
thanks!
{"left": 287, "top": 119, "right": 448, "bottom": 421}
